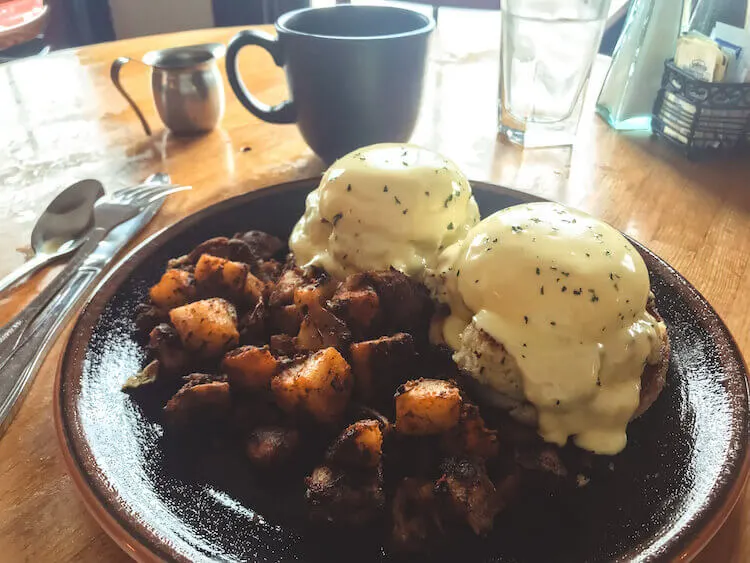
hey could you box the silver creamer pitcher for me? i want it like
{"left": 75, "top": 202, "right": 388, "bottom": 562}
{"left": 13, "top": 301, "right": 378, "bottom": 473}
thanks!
{"left": 111, "top": 43, "right": 226, "bottom": 136}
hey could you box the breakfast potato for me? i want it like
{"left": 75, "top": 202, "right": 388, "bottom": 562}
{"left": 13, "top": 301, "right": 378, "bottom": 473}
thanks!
{"left": 269, "top": 304, "right": 303, "bottom": 336}
{"left": 395, "top": 379, "right": 462, "bottom": 436}
{"left": 148, "top": 323, "right": 188, "bottom": 374}
{"left": 244, "top": 271, "right": 267, "bottom": 305}
{"left": 194, "top": 253, "right": 249, "bottom": 297}
{"left": 269, "top": 334, "right": 297, "bottom": 357}
{"left": 350, "top": 333, "right": 415, "bottom": 405}
{"left": 329, "top": 283, "right": 381, "bottom": 336}
{"left": 305, "top": 464, "right": 385, "bottom": 526}
{"left": 169, "top": 298, "right": 239, "bottom": 357}
{"left": 238, "top": 299, "right": 268, "bottom": 346}
{"left": 295, "top": 285, "right": 351, "bottom": 353}
{"left": 293, "top": 283, "right": 323, "bottom": 310}
{"left": 326, "top": 419, "right": 384, "bottom": 468}
{"left": 187, "top": 236, "right": 256, "bottom": 265}
{"left": 271, "top": 347, "right": 352, "bottom": 424}
{"left": 149, "top": 269, "right": 196, "bottom": 309}
{"left": 358, "top": 270, "right": 433, "bottom": 335}
{"left": 233, "top": 230, "right": 285, "bottom": 260}
{"left": 134, "top": 303, "right": 169, "bottom": 336}
{"left": 164, "top": 377, "right": 231, "bottom": 428}
{"left": 434, "top": 457, "right": 500, "bottom": 536}
{"left": 269, "top": 268, "right": 307, "bottom": 307}
{"left": 222, "top": 345, "right": 278, "bottom": 392}
{"left": 245, "top": 426, "right": 299, "bottom": 467}
{"left": 441, "top": 403, "right": 499, "bottom": 459}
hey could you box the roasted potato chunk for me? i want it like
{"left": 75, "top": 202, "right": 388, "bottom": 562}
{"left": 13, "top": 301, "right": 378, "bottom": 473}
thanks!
{"left": 295, "top": 285, "right": 351, "bottom": 353}
{"left": 344, "top": 270, "right": 433, "bottom": 335}
{"left": 269, "top": 334, "right": 297, "bottom": 357}
{"left": 148, "top": 323, "right": 187, "bottom": 374}
{"left": 194, "top": 254, "right": 249, "bottom": 297}
{"left": 169, "top": 298, "right": 239, "bottom": 357}
{"left": 269, "top": 268, "right": 306, "bottom": 307}
{"left": 222, "top": 345, "right": 278, "bottom": 392}
{"left": 441, "top": 403, "right": 499, "bottom": 460}
{"left": 434, "top": 457, "right": 501, "bottom": 536}
{"left": 326, "top": 419, "right": 384, "bottom": 468}
{"left": 395, "top": 379, "right": 462, "bottom": 436}
{"left": 239, "top": 299, "right": 268, "bottom": 345}
{"left": 271, "top": 347, "right": 353, "bottom": 424}
{"left": 305, "top": 464, "right": 385, "bottom": 526}
{"left": 149, "top": 269, "right": 196, "bottom": 309}
{"left": 187, "top": 236, "right": 256, "bottom": 264}
{"left": 269, "top": 304, "right": 303, "bottom": 336}
{"left": 244, "top": 271, "right": 267, "bottom": 305}
{"left": 245, "top": 426, "right": 299, "bottom": 467}
{"left": 134, "top": 303, "right": 168, "bottom": 337}
{"left": 164, "top": 377, "right": 230, "bottom": 428}
{"left": 329, "top": 283, "right": 380, "bottom": 336}
{"left": 234, "top": 230, "right": 284, "bottom": 260}
{"left": 350, "top": 333, "right": 415, "bottom": 406}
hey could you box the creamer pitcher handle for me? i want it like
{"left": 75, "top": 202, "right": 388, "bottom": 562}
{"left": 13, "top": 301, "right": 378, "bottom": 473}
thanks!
{"left": 110, "top": 57, "right": 152, "bottom": 136}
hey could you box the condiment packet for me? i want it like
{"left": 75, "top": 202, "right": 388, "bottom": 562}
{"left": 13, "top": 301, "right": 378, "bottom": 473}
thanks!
{"left": 710, "top": 22, "right": 750, "bottom": 83}
{"left": 675, "top": 32, "right": 725, "bottom": 82}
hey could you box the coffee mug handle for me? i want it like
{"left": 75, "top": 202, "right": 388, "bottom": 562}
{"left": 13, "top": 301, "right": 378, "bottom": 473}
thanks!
{"left": 226, "top": 30, "right": 297, "bottom": 124}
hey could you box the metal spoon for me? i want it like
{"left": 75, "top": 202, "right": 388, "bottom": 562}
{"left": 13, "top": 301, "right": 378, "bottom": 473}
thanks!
{"left": 0, "top": 179, "right": 105, "bottom": 296}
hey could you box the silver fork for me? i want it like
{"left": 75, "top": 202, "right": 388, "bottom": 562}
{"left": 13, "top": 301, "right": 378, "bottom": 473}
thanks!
{"left": 0, "top": 174, "right": 190, "bottom": 434}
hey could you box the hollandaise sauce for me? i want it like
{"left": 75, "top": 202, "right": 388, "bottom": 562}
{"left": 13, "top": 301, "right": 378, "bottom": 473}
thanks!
{"left": 290, "top": 143, "right": 480, "bottom": 279}
{"left": 440, "top": 202, "right": 665, "bottom": 455}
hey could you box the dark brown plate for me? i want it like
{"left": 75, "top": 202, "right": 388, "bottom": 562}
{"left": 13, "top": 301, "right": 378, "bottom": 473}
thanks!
{"left": 55, "top": 178, "right": 750, "bottom": 563}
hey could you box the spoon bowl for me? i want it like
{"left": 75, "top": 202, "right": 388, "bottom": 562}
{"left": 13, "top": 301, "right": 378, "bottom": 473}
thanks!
{"left": 0, "top": 179, "right": 104, "bottom": 296}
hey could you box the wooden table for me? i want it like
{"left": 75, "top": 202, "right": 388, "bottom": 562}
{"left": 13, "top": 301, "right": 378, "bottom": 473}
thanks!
{"left": 0, "top": 12, "right": 748, "bottom": 563}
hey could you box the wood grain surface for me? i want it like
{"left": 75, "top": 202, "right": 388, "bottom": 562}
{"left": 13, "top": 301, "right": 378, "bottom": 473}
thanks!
{"left": 0, "top": 9, "right": 748, "bottom": 563}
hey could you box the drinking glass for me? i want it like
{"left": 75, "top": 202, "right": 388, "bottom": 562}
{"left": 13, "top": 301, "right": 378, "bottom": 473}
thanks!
{"left": 499, "top": 0, "right": 613, "bottom": 148}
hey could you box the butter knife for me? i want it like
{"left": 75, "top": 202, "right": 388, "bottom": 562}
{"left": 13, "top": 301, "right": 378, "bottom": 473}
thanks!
{"left": 0, "top": 180, "right": 171, "bottom": 435}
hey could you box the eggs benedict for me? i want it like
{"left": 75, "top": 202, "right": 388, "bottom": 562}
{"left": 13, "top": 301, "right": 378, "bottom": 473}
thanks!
{"left": 433, "top": 202, "right": 669, "bottom": 455}
{"left": 290, "top": 143, "right": 480, "bottom": 279}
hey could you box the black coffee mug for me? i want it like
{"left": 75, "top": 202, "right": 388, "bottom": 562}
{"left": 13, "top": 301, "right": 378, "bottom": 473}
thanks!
{"left": 226, "top": 5, "right": 435, "bottom": 163}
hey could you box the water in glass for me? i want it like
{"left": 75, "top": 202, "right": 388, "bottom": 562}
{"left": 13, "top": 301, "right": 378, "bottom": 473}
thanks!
{"left": 499, "top": 0, "right": 611, "bottom": 147}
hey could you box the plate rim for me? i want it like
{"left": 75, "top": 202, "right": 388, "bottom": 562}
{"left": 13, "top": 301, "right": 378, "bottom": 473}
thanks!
{"left": 54, "top": 177, "right": 750, "bottom": 563}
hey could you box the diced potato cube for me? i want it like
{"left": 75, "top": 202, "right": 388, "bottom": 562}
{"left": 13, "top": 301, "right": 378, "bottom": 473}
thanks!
{"left": 194, "top": 254, "right": 248, "bottom": 296}
{"left": 293, "top": 284, "right": 323, "bottom": 309}
{"left": 164, "top": 380, "right": 231, "bottom": 428}
{"left": 395, "top": 379, "right": 462, "bottom": 435}
{"left": 269, "top": 269, "right": 306, "bottom": 307}
{"left": 326, "top": 419, "right": 384, "bottom": 468}
{"left": 169, "top": 298, "right": 239, "bottom": 357}
{"left": 330, "top": 285, "right": 380, "bottom": 333}
{"left": 349, "top": 333, "right": 415, "bottom": 405}
{"left": 269, "top": 304, "right": 302, "bottom": 335}
{"left": 271, "top": 347, "right": 352, "bottom": 424}
{"left": 222, "top": 345, "right": 278, "bottom": 392}
{"left": 149, "top": 269, "right": 196, "bottom": 309}
{"left": 244, "top": 271, "right": 267, "bottom": 305}
{"left": 441, "top": 403, "right": 499, "bottom": 459}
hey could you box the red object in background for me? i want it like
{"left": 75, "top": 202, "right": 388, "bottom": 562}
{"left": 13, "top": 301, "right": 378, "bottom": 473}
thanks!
{"left": 0, "top": 0, "right": 44, "bottom": 28}
{"left": 0, "top": 0, "right": 47, "bottom": 50}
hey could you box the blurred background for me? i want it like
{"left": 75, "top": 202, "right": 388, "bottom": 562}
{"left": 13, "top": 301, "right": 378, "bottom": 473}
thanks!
{"left": 1, "top": 0, "right": 638, "bottom": 58}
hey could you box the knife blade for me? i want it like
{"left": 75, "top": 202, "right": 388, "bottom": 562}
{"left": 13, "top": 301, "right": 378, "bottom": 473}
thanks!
{"left": 0, "top": 199, "right": 164, "bottom": 436}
